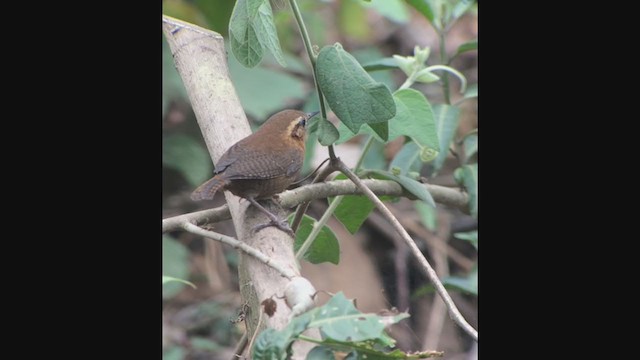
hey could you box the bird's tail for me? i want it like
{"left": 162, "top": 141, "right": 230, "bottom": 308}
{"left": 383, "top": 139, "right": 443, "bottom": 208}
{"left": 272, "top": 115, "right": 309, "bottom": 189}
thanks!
{"left": 190, "top": 176, "right": 228, "bottom": 201}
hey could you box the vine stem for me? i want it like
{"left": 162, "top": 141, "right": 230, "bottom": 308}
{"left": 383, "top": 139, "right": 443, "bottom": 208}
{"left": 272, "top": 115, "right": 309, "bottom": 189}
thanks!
{"left": 287, "top": 0, "right": 336, "bottom": 160}
{"left": 439, "top": 30, "right": 451, "bottom": 105}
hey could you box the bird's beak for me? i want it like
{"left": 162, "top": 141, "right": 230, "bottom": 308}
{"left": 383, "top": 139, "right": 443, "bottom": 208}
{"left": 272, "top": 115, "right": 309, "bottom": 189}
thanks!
{"left": 306, "top": 111, "right": 320, "bottom": 119}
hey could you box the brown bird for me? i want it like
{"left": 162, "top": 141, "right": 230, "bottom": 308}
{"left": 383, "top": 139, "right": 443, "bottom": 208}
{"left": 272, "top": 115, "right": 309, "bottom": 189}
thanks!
{"left": 191, "top": 109, "right": 319, "bottom": 236}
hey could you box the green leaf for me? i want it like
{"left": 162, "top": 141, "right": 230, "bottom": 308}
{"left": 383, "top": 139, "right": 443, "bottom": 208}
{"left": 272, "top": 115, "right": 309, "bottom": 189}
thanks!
{"left": 317, "top": 118, "right": 340, "bottom": 146}
{"left": 459, "top": 163, "right": 477, "bottom": 217}
{"left": 253, "top": 312, "right": 313, "bottom": 359}
{"left": 309, "top": 292, "right": 409, "bottom": 342}
{"left": 307, "top": 346, "right": 336, "bottom": 360}
{"left": 162, "top": 134, "right": 212, "bottom": 187}
{"left": 415, "top": 200, "right": 437, "bottom": 231}
{"left": 335, "top": 121, "right": 359, "bottom": 144}
{"left": 404, "top": 0, "right": 435, "bottom": 23}
{"left": 252, "top": 328, "right": 289, "bottom": 360}
{"left": 414, "top": 68, "right": 440, "bottom": 83}
{"left": 463, "top": 83, "right": 477, "bottom": 100}
{"left": 190, "top": 337, "right": 221, "bottom": 352}
{"left": 454, "top": 230, "right": 477, "bottom": 249}
{"left": 451, "top": 0, "right": 475, "bottom": 21}
{"left": 163, "top": 346, "right": 185, "bottom": 360}
{"left": 317, "top": 338, "right": 444, "bottom": 359}
{"left": 352, "top": 49, "right": 397, "bottom": 90}
{"left": 362, "top": 0, "right": 410, "bottom": 24}
{"left": 293, "top": 215, "right": 340, "bottom": 264}
{"left": 253, "top": 292, "right": 413, "bottom": 358}
{"left": 307, "top": 339, "right": 444, "bottom": 360}
{"left": 431, "top": 104, "right": 460, "bottom": 174}
{"left": 332, "top": 195, "right": 375, "bottom": 234}
{"left": 389, "top": 141, "right": 422, "bottom": 176}
{"left": 194, "top": 0, "right": 235, "bottom": 36}
{"left": 413, "top": 267, "right": 477, "bottom": 297}
{"left": 390, "top": 89, "right": 439, "bottom": 154}
{"left": 443, "top": 267, "right": 477, "bottom": 295}
{"left": 317, "top": 43, "right": 396, "bottom": 134}
{"left": 367, "top": 122, "right": 389, "bottom": 141}
{"left": 335, "top": 89, "right": 438, "bottom": 155}
{"left": 367, "top": 170, "right": 436, "bottom": 207}
{"left": 361, "top": 57, "right": 399, "bottom": 72}
{"left": 462, "top": 132, "right": 477, "bottom": 163}
{"left": 339, "top": 0, "right": 370, "bottom": 41}
{"left": 228, "top": 50, "right": 306, "bottom": 120}
{"left": 456, "top": 39, "right": 478, "bottom": 56}
{"left": 361, "top": 138, "right": 388, "bottom": 170}
{"left": 229, "top": 0, "right": 263, "bottom": 68}
{"left": 162, "top": 235, "right": 189, "bottom": 299}
{"left": 162, "top": 276, "right": 196, "bottom": 289}
{"left": 392, "top": 54, "right": 416, "bottom": 76}
{"left": 229, "top": 0, "right": 286, "bottom": 68}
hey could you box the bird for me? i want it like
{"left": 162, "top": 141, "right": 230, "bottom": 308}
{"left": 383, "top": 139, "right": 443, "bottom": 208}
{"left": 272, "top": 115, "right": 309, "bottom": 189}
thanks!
{"left": 191, "top": 109, "right": 320, "bottom": 236}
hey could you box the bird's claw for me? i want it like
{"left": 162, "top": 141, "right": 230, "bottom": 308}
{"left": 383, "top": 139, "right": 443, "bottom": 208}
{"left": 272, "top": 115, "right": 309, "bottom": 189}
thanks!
{"left": 253, "top": 219, "right": 295, "bottom": 238}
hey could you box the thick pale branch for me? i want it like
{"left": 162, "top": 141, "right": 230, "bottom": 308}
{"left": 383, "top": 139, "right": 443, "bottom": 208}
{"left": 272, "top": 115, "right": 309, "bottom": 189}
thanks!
{"left": 182, "top": 222, "right": 296, "bottom": 279}
{"left": 163, "top": 15, "right": 306, "bottom": 346}
{"left": 163, "top": 179, "right": 468, "bottom": 232}
{"left": 335, "top": 160, "right": 479, "bottom": 342}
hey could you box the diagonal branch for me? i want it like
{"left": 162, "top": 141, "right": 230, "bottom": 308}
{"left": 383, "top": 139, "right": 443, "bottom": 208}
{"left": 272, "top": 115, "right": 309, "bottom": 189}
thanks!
{"left": 182, "top": 222, "right": 296, "bottom": 280}
{"left": 334, "top": 159, "right": 478, "bottom": 342}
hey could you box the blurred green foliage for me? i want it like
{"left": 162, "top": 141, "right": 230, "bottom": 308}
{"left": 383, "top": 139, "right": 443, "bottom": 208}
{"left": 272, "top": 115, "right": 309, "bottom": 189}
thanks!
{"left": 163, "top": 0, "right": 477, "bottom": 356}
{"left": 162, "top": 235, "right": 189, "bottom": 299}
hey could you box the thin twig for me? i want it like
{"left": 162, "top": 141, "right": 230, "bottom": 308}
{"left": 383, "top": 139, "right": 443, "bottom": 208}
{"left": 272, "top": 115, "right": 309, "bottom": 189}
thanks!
{"left": 164, "top": 179, "right": 469, "bottom": 232}
{"left": 181, "top": 222, "right": 296, "bottom": 280}
{"left": 290, "top": 163, "right": 338, "bottom": 233}
{"left": 247, "top": 308, "right": 264, "bottom": 359}
{"left": 295, "top": 192, "right": 341, "bottom": 260}
{"left": 335, "top": 159, "right": 478, "bottom": 342}
{"left": 231, "top": 332, "right": 248, "bottom": 360}
{"left": 395, "top": 216, "right": 474, "bottom": 272}
{"left": 424, "top": 212, "right": 451, "bottom": 349}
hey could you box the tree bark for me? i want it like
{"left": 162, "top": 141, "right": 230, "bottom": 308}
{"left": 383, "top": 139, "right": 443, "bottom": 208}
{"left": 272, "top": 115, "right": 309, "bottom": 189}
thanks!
{"left": 162, "top": 15, "right": 312, "bottom": 357}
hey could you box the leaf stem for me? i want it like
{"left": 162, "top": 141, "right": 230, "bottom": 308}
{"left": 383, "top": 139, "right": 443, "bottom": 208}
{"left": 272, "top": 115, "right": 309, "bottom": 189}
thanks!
{"left": 399, "top": 75, "right": 415, "bottom": 90}
{"left": 424, "top": 65, "right": 467, "bottom": 93}
{"left": 287, "top": 0, "right": 336, "bottom": 160}
{"left": 439, "top": 30, "right": 451, "bottom": 105}
{"left": 295, "top": 194, "right": 341, "bottom": 261}
{"left": 354, "top": 135, "right": 375, "bottom": 170}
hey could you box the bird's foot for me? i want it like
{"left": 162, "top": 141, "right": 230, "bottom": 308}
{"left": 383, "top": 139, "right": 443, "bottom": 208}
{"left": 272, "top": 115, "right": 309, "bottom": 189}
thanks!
{"left": 253, "top": 218, "right": 295, "bottom": 238}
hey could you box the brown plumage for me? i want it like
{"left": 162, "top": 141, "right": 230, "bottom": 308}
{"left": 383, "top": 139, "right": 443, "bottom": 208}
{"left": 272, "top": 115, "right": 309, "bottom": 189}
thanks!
{"left": 191, "top": 109, "right": 319, "bottom": 235}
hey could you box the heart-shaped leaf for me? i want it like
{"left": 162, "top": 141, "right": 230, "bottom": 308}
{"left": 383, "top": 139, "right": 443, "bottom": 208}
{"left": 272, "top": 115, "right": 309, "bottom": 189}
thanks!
{"left": 316, "top": 43, "right": 396, "bottom": 137}
{"left": 229, "top": 0, "right": 286, "bottom": 68}
{"left": 316, "top": 118, "right": 340, "bottom": 146}
{"left": 432, "top": 104, "right": 460, "bottom": 174}
{"left": 292, "top": 215, "right": 340, "bottom": 265}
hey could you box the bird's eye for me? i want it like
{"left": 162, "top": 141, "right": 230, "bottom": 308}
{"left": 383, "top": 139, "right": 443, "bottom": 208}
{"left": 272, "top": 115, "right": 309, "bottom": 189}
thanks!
{"left": 298, "top": 117, "right": 306, "bottom": 127}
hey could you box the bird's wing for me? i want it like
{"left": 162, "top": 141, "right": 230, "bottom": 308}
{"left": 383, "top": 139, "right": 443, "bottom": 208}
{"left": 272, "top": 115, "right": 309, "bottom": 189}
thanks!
{"left": 221, "top": 147, "right": 302, "bottom": 180}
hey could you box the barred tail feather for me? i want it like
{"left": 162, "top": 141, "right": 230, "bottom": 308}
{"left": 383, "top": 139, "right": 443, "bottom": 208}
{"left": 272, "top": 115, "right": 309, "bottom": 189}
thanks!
{"left": 190, "top": 176, "right": 228, "bottom": 201}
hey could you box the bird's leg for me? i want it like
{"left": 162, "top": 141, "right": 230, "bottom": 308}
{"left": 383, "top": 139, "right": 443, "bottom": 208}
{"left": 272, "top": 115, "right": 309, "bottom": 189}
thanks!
{"left": 246, "top": 198, "right": 295, "bottom": 238}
